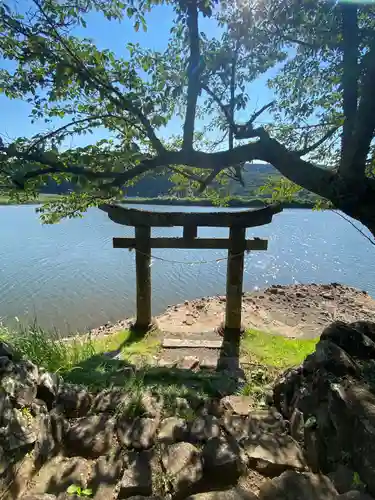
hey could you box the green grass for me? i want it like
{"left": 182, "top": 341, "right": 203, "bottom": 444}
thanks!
{"left": 0, "top": 323, "right": 317, "bottom": 406}
{"left": 242, "top": 329, "right": 317, "bottom": 369}
{"left": 0, "top": 323, "right": 160, "bottom": 386}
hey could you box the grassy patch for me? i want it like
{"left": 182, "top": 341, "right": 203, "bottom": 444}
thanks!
{"left": 242, "top": 329, "right": 317, "bottom": 369}
{"left": 0, "top": 323, "right": 160, "bottom": 388}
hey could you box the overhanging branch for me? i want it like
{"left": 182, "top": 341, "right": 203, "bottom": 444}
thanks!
{"left": 296, "top": 127, "right": 339, "bottom": 156}
{"left": 29, "top": 0, "right": 165, "bottom": 155}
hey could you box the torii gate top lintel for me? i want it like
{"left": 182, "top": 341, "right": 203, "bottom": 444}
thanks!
{"left": 100, "top": 203, "right": 282, "bottom": 228}
{"left": 101, "top": 203, "right": 283, "bottom": 333}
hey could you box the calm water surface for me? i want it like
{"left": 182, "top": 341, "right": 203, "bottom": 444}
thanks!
{"left": 0, "top": 205, "right": 373, "bottom": 333}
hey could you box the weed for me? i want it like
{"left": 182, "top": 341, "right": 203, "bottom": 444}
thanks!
{"left": 352, "top": 472, "right": 364, "bottom": 488}
{"left": 67, "top": 485, "right": 92, "bottom": 497}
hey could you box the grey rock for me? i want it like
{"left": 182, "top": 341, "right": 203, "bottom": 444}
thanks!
{"left": 90, "top": 452, "right": 124, "bottom": 500}
{"left": 242, "top": 432, "right": 306, "bottom": 477}
{"left": 328, "top": 465, "right": 355, "bottom": 494}
{"left": 117, "top": 417, "right": 158, "bottom": 449}
{"left": 178, "top": 356, "right": 199, "bottom": 370}
{"left": 21, "top": 495, "right": 57, "bottom": 500}
{"left": 57, "top": 386, "right": 92, "bottom": 417}
{"left": 290, "top": 408, "right": 304, "bottom": 442}
{"left": 2, "top": 360, "right": 39, "bottom": 406}
{"left": 220, "top": 395, "right": 252, "bottom": 415}
{"left": 339, "top": 492, "right": 375, "bottom": 500}
{"left": 49, "top": 408, "right": 70, "bottom": 444}
{"left": 314, "top": 340, "right": 359, "bottom": 376}
{"left": 258, "top": 471, "right": 338, "bottom": 500}
{"left": 189, "top": 415, "right": 220, "bottom": 443}
{"left": 0, "top": 356, "right": 13, "bottom": 374}
{"left": 37, "top": 372, "right": 61, "bottom": 410}
{"left": 118, "top": 451, "right": 153, "bottom": 498}
{"left": 304, "top": 428, "right": 320, "bottom": 473}
{"left": 158, "top": 417, "right": 188, "bottom": 443}
{"left": 34, "top": 414, "right": 57, "bottom": 466}
{"left": 321, "top": 321, "right": 375, "bottom": 360}
{"left": 203, "top": 435, "right": 245, "bottom": 486}
{"left": 6, "top": 408, "right": 38, "bottom": 450}
{"left": 327, "top": 383, "right": 375, "bottom": 496}
{"left": 91, "top": 388, "right": 127, "bottom": 413}
{"left": 29, "top": 456, "right": 91, "bottom": 496}
{"left": 161, "top": 442, "right": 203, "bottom": 498}
{"left": 185, "top": 488, "right": 257, "bottom": 500}
{"left": 0, "top": 340, "right": 15, "bottom": 359}
{"left": 0, "top": 388, "right": 13, "bottom": 426}
{"left": 248, "top": 409, "right": 286, "bottom": 435}
{"left": 273, "top": 367, "right": 302, "bottom": 419}
{"left": 66, "top": 414, "right": 115, "bottom": 458}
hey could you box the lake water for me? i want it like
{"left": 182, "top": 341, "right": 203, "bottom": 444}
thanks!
{"left": 0, "top": 205, "right": 373, "bottom": 333}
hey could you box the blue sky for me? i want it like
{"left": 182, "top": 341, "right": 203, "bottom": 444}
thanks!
{"left": 0, "top": 3, "right": 277, "bottom": 148}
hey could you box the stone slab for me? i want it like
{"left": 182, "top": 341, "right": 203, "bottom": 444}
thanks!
{"left": 162, "top": 339, "right": 222, "bottom": 349}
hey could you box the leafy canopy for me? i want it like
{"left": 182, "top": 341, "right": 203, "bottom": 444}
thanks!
{"left": 0, "top": 0, "right": 374, "bottom": 231}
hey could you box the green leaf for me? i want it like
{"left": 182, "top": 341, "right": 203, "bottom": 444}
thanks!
{"left": 134, "top": 21, "right": 140, "bottom": 32}
{"left": 81, "top": 488, "right": 93, "bottom": 497}
{"left": 67, "top": 485, "right": 80, "bottom": 495}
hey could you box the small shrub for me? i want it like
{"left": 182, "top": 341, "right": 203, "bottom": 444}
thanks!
{"left": 67, "top": 485, "right": 92, "bottom": 497}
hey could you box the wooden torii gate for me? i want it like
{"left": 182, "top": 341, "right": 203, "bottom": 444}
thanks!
{"left": 101, "top": 203, "right": 282, "bottom": 334}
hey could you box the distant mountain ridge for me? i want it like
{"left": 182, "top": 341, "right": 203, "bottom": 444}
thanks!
{"left": 40, "top": 162, "right": 279, "bottom": 197}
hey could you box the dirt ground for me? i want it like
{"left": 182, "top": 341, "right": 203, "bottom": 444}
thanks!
{"left": 92, "top": 283, "right": 375, "bottom": 340}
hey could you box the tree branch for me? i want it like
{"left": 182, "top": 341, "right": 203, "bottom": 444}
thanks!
{"left": 202, "top": 85, "right": 233, "bottom": 125}
{"left": 234, "top": 101, "right": 275, "bottom": 139}
{"left": 27, "top": 114, "right": 130, "bottom": 152}
{"left": 182, "top": 0, "right": 200, "bottom": 150}
{"left": 197, "top": 168, "right": 222, "bottom": 193}
{"left": 296, "top": 127, "right": 339, "bottom": 156}
{"left": 7, "top": 128, "right": 338, "bottom": 206}
{"left": 30, "top": 0, "right": 165, "bottom": 154}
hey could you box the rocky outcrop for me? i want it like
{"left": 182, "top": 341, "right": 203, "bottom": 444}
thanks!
{"left": 4, "top": 321, "right": 375, "bottom": 499}
{"left": 272, "top": 320, "right": 375, "bottom": 498}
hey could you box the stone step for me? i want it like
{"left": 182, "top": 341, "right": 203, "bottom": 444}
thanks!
{"left": 162, "top": 338, "right": 222, "bottom": 349}
{"left": 157, "top": 348, "right": 220, "bottom": 369}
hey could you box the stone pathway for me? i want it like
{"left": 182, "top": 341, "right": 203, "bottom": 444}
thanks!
{"left": 157, "top": 335, "right": 224, "bottom": 371}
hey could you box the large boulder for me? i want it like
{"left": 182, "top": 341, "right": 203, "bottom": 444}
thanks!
{"left": 37, "top": 372, "right": 62, "bottom": 410}
{"left": 66, "top": 414, "right": 116, "bottom": 458}
{"left": 185, "top": 488, "right": 257, "bottom": 499}
{"left": 312, "top": 340, "right": 359, "bottom": 377}
{"left": 158, "top": 417, "right": 188, "bottom": 444}
{"left": 118, "top": 451, "right": 152, "bottom": 498}
{"left": 320, "top": 322, "right": 375, "bottom": 360}
{"left": 273, "top": 368, "right": 303, "bottom": 419}
{"left": 241, "top": 433, "right": 306, "bottom": 477}
{"left": 56, "top": 385, "right": 92, "bottom": 417}
{"left": 1, "top": 360, "right": 39, "bottom": 406}
{"left": 220, "top": 395, "right": 253, "bottom": 416}
{"left": 328, "top": 382, "right": 375, "bottom": 497}
{"left": 161, "top": 442, "right": 203, "bottom": 498}
{"left": 202, "top": 435, "right": 245, "bottom": 486}
{"left": 189, "top": 415, "right": 220, "bottom": 443}
{"left": 89, "top": 452, "right": 124, "bottom": 500}
{"left": 258, "top": 471, "right": 338, "bottom": 500}
{"left": 28, "top": 456, "right": 91, "bottom": 496}
{"left": 0, "top": 340, "right": 15, "bottom": 359}
{"left": 117, "top": 416, "right": 158, "bottom": 449}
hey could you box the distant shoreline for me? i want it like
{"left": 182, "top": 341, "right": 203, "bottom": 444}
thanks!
{"left": 0, "top": 195, "right": 316, "bottom": 209}
{"left": 122, "top": 197, "right": 316, "bottom": 209}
